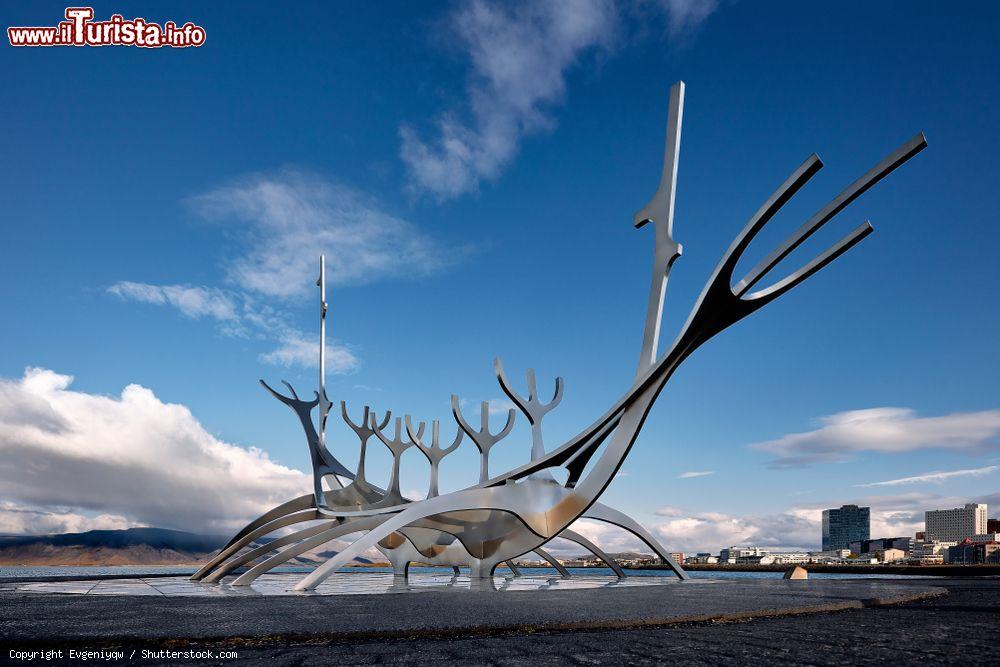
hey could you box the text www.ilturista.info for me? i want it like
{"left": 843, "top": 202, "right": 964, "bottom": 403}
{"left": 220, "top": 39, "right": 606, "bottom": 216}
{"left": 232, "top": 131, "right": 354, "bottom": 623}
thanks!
{"left": 8, "top": 7, "right": 206, "bottom": 48}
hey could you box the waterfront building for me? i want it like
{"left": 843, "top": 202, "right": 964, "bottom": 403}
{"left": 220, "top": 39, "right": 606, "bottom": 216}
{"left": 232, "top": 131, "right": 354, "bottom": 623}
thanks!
{"left": 771, "top": 553, "right": 810, "bottom": 564}
{"left": 736, "top": 554, "right": 773, "bottom": 565}
{"left": 719, "top": 546, "right": 768, "bottom": 563}
{"left": 815, "top": 548, "right": 852, "bottom": 559}
{"left": 925, "top": 503, "right": 987, "bottom": 542}
{"left": 822, "top": 505, "right": 870, "bottom": 551}
{"left": 947, "top": 540, "right": 1000, "bottom": 565}
{"left": 851, "top": 536, "right": 914, "bottom": 554}
{"left": 685, "top": 554, "right": 718, "bottom": 564}
{"left": 874, "top": 548, "right": 906, "bottom": 563}
{"left": 909, "top": 540, "right": 955, "bottom": 564}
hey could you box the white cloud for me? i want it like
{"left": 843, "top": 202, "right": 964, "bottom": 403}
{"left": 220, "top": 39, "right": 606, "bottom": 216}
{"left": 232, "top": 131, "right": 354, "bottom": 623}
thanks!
{"left": 108, "top": 281, "right": 355, "bottom": 374}
{"left": 0, "top": 503, "right": 134, "bottom": 536}
{"left": 400, "top": 0, "right": 719, "bottom": 200}
{"left": 752, "top": 407, "right": 1000, "bottom": 468}
{"left": 858, "top": 465, "right": 998, "bottom": 488}
{"left": 108, "top": 282, "right": 238, "bottom": 321}
{"left": 677, "top": 470, "right": 713, "bottom": 479}
{"left": 401, "top": 0, "right": 617, "bottom": 200}
{"left": 657, "top": 0, "right": 719, "bottom": 38}
{"left": 190, "top": 169, "right": 463, "bottom": 297}
{"left": 558, "top": 518, "right": 644, "bottom": 556}
{"left": 648, "top": 503, "right": 923, "bottom": 555}
{"left": 0, "top": 368, "right": 309, "bottom": 534}
{"left": 111, "top": 170, "right": 467, "bottom": 373}
{"left": 260, "top": 334, "right": 360, "bottom": 373}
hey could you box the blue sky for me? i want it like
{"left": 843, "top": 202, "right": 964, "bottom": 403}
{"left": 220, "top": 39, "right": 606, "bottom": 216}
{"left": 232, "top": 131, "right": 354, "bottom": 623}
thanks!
{"left": 1, "top": 1, "right": 998, "bottom": 552}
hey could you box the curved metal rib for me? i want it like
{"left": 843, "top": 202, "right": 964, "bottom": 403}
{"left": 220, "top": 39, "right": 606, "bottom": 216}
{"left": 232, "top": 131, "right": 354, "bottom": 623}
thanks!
{"left": 206, "top": 493, "right": 316, "bottom": 557}
{"left": 532, "top": 547, "right": 570, "bottom": 577}
{"left": 232, "top": 515, "right": 388, "bottom": 586}
{"left": 193, "top": 508, "right": 323, "bottom": 581}
{"left": 559, "top": 529, "right": 625, "bottom": 579}
{"left": 584, "top": 502, "right": 687, "bottom": 579}
{"left": 202, "top": 520, "right": 339, "bottom": 583}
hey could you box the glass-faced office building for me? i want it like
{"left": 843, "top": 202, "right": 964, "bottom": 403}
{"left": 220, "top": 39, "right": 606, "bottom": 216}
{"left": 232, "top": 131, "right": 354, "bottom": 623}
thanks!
{"left": 822, "top": 505, "right": 871, "bottom": 551}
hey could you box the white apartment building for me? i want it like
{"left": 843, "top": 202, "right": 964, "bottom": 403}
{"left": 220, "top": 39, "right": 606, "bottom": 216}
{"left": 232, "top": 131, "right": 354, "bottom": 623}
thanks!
{"left": 770, "top": 553, "right": 810, "bottom": 564}
{"left": 924, "top": 503, "right": 987, "bottom": 542}
{"left": 909, "top": 539, "right": 956, "bottom": 564}
{"left": 719, "top": 546, "right": 769, "bottom": 563}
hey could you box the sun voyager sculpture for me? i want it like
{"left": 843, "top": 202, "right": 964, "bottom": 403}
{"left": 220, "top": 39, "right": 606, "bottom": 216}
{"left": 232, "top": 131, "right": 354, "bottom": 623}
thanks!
{"left": 193, "top": 82, "right": 926, "bottom": 591}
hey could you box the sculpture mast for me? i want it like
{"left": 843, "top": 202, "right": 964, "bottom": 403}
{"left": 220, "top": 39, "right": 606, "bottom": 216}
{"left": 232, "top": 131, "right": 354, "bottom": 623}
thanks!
{"left": 317, "top": 255, "right": 330, "bottom": 450}
{"left": 634, "top": 81, "right": 684, "bottom": 377}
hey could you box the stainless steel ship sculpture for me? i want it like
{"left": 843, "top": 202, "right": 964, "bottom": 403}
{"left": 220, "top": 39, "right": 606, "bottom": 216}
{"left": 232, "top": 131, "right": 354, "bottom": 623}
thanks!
{"left": 193, "top": 82, "right": 926, "bottom": 590}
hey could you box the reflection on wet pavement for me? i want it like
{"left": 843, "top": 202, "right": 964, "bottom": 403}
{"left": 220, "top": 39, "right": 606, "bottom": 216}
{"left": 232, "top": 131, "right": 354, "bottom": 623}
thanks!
{"left": 16, "top": 571, "right": 692, "bottom": 597}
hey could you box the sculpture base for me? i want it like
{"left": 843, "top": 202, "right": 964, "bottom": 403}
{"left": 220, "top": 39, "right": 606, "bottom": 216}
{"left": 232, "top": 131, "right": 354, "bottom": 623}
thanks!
{"left": 5, "top": 572, "right": 944, "bottom": 645}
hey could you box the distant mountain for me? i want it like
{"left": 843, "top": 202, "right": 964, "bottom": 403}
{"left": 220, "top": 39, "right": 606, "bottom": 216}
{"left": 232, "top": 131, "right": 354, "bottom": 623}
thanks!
{"left": 0, "top": 527, "right": 374, "bottom": 567}
{"left": 0, "top": 527, "right": 229, "bottom": 566}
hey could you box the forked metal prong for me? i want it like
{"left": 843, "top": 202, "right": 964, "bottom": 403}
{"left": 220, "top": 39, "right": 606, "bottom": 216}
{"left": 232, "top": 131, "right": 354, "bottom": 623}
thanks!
{"left": 281, "top": 380, "right": 300, "bottom": 400}
{"left": 404, "top": 415, "right": 428, "bottom": 449}
{"left": 494, "top": 358, "right": 564, "bottom": 425}
{"left": 452, "top": 394, "right": 516, "bottom": 482}
{"left": 719, "top": 154, "right": 824, "bottom": 282}
{"left": 341, "top": 401, "right": 371, "bottom": 433}
{"left": 746, "top": 221, "right": 874, "bottom": 305}
{"left": 734, "top": 133, "right": 927, "bottom": 297}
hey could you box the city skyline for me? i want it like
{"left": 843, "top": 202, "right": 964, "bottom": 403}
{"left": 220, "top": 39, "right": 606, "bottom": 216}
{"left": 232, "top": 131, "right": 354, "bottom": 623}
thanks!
{"left": 2, "top": 1, "right": 999, "bottom": 556}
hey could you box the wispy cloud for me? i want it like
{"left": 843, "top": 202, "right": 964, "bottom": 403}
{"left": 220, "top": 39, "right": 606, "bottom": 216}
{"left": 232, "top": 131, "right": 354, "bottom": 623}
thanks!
{"left": 858, "top": 465, "right": 999, "bottom": 488}
{"left": 108, "top": 282, "right": 238, "bottom": 321}
{"left": 400, "top": 0, "right": 616, "bottom": 200}
{"left": 108, "top": 280, "right": 357, "bottom": 372}
{"left": 400, "top": 0, "right": 718, "bottom": 200}
{"left": 110, "top": 169, "right": 467, "bottom": 371}
{"left": 752, "top": 407, "right": 1000, "bottom": 468}
{"left": 0, "top": 367, "right": 308, "bottom": 534}
{"left": 657, "top": 0, "right": 719, "bottom": 38}
{"left": 259, "top": 334, "right": 360, "bottom": 373}
{"left": 677, "top": 470, "right": 714, "bottom": 479}
{"left": 191, "top": 169, "right": 465, "bottom": 297}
